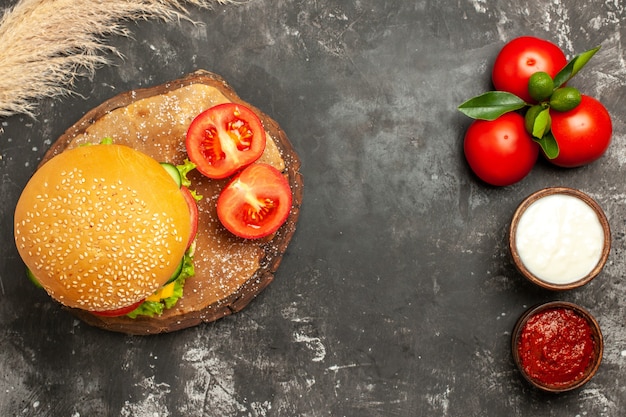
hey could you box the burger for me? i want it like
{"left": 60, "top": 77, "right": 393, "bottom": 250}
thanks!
{"left": 13, "top": 70, "right": 303, "bottom": 334}
{"left": 15, "top": 142, "right": 197, "bottom": 316}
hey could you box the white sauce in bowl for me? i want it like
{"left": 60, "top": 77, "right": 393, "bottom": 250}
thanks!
{"left": 515, "top": 193, "right": 605, "bottom": 285}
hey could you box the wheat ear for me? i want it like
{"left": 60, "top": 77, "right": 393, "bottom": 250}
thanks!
{"left": 0, "top": 0, "right": 237, "bottom": 118}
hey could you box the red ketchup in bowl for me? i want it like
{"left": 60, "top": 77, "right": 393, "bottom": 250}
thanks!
{"left": 517, "top": 307, "right": 595, "bottom": 388}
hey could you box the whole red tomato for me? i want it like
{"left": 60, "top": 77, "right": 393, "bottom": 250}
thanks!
{"left": 548, "top": 95, "right": 612, "bottom": 167}
{"left": 492, "top": 36, "right": 567, "bottom": 103}
{"left": 464, "top": 112, "right": 539, "bottom": 186}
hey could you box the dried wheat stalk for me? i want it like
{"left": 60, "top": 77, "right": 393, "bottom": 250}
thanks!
{"left": 0, "top": 0, "right": 237, "bottom": 118}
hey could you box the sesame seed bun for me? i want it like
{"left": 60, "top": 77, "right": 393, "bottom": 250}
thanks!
{"left": 16, "top": 70, "right": 302, "bottom": 334}
{"left": 14, "top": 144, "right": 192, "bottom": 311}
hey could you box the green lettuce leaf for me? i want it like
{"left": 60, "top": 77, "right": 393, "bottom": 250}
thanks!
{"left": 79, "top": 137, "right": 114, "bottom": 146}
{"left": 176, "top": 159, "right": 197, "bottom": 188}
{"left": 126, "top": 300, "right": 164, "bottom": 318}
{"left": 176, "top": 159, "right": 203, "bottom": 201}
{"left": 126, "top": 245, "right": 196, "bottom": 318}
{"left": 26, "top": 268, "right": 43, "bottom": 288}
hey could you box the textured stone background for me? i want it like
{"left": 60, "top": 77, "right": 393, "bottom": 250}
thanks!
{"left": 1, "top": 0, "right": 626, "bottom": 415}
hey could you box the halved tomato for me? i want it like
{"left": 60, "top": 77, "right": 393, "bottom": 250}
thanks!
{"left": 90, "top": 299, "right": 145, "bottom": 317}
{"left": 217, "top": 164, "right": 292, "bottom": 239}
{"left": 186, "top": 103, "right": 266, "bottom": 179}
{"left": 180, "top": 186, "right": 199, "bottom": 249}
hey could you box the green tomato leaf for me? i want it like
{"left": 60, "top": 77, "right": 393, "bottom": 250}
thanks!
{"left": 532, "top": 107, "right": 551, "bottom": 139}
{"left": 553, "top": 46, "right": 601, "bottom": 88}
{"left": 458, "top": 91, "right": 527, "bottom": 120}
{"left": 534, "top": 131, "right": 559, "bottom": 159}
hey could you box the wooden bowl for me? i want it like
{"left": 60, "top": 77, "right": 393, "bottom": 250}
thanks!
{"left": 511, "top": 301, "right": 603, "bottom": 393}
{"left": 509, "top": 187, "right": 611, "bottom": 291}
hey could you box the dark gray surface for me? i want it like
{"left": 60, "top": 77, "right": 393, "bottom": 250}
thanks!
{"left": 1, "top": 0, "right": 626, "bottom": 415}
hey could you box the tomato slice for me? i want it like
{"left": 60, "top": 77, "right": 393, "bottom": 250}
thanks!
{"left": 217, "top": 164, "right": 292, "bottom": 239}
{"left": 180, "top": 186, "right": 199, "bottom": 249}
{"left": 186, "top": 103, "right": 266, "bottom": 179}
{"left": 90, "top": 299, "right": 145, "bottom": 317}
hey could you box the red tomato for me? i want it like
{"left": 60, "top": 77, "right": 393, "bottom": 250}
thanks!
{"left": 217, "top": 164, "right": 292, "bottom": 239}
{"left": 549, "top": 95, "right": 612, "bottom": 167}
{"left": 91, "top": 299, "right": 145, "bottom": 317}
{"left": 464, "top": 112, "right": 539, "bottom": 186}
{"left": 492, "top": 36, "right": 567, "bottom": 103}
{"left": 180, "top": 186, "right": 199, "bottom": 249}
{"left": 186, "top": 103, "right": 266, "bottom": 179}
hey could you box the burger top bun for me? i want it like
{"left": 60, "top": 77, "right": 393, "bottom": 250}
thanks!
{"left": 14, "top": 144, "right": 192, "bottom": 312}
